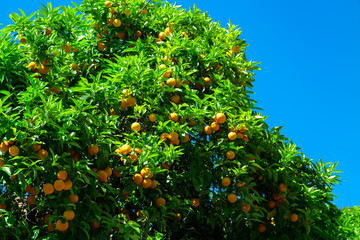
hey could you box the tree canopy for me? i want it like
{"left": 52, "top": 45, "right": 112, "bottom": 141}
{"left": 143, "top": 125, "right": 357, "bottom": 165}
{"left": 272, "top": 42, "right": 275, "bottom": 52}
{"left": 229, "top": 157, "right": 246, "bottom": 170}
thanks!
{"left": 0, "top": 0, "right": 347, "bottom": 239}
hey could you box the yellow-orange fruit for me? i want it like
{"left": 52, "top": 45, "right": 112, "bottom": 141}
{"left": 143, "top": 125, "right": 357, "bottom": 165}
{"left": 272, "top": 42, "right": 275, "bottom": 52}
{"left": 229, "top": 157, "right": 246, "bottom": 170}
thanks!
{"left": 150, "top": 180, "right": 157, "bottom": 189}
{"left": 104, "top": 167, "right": 112, "bottom": 177}
{"left": 68, "top": 194, "right": 79, "bottom": 203}
{"left": 54, "top": 180, "right": 65, "bottom": 191}
{"left": 141, "top": 179, "right": 152, "bottom": 189}
{"left": 43, "top": 183, "right": 54, "bottom": 194}
{"left": 227, "top": 193, "right": 237, "bottom": 203}
{"left": 64, "top": 180, "right": 72, "bottom": 190}
{"left": 222, "top": 177, "right": 231, "bottom": 187}
{"left": 63, "top": 210, "right": 75, "bottom": 221}
{"left": 97, "top": 170, "right": 108, "bottom": 182}
{"left": 155, "top": 197, "right": 166, "bottom": 207}
{"left": 56, "top": 219, "right": 69, "bottom": 232}
{"left": 57, "top": 170, "right": 68, "bottom": 181}
{"left": 88, "top": 144, "right": 99, "bottom": 155}
{"left": 131, "top": 122, "right": 141, "bottom": 132}
{"left": 133, "top": 173, "right": 143, "bottom": 184}
{"left": 9, "top": 146, "right": 19, "bottom": 157}
{"left": 228, "top": 132, "right": 237, "bottom": 141}
{"left": 226, "top": 151, "right": 235, "bottom": 160}
{"left": 192, "top": 198, "right": 200, "bottom": 207}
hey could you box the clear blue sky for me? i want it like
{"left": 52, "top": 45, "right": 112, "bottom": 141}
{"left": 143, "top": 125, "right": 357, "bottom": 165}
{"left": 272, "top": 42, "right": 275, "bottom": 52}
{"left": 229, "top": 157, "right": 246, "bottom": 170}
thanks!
{"left": 1, "top": 0, "right": 359, "bottom": 209}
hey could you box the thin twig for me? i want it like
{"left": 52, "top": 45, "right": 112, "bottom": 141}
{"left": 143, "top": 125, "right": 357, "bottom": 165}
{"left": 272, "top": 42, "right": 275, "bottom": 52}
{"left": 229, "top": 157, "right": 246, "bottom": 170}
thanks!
{"left": 131, "top": 0, "right": 151, "bottom": 25}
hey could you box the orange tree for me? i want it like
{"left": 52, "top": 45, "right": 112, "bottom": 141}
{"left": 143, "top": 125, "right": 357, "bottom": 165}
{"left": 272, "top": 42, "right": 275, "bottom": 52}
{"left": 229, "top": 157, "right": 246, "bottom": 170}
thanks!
{"left": 0, "top": 0, "right": 344, "bottom": 239}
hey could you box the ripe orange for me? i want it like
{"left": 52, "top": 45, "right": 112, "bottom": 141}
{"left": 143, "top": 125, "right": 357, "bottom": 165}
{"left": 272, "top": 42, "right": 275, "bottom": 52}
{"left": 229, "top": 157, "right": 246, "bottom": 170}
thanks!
{"left": 9, "top": 145, "right": 19, "bottom": 157}
{"left": 97, "top": 170, "right": 108, "bottom": 182}
{"left": 272, "top": 192, "right": 281, "bottom": 200}
{"left": 203, "top": 77, "right": 211, "bottom": 85}
{"left": 192, "top": 198, "right": 200, "bottom": 207}
{"left": 113, "top": 19, "right": 121, "bottom": 27}
{"left": 236, "top": 182, "right": 246, "bottom": 188}
{"left": 141, "top": 179, "right": 152, "bottom": 188}
{"left": 64, "top": 180, "right": 73, "bottom": 190}
{"left": 158, "top": 32, "right": 166, "bottom": 41}
{"left": 127, "top": 97, "right": 136, "bottom": 107}
{"left": 169, "top": 112, "right": 179, "bottom": 122}
{"left": 63, "top": 210, "right": 75, "bottom": 221}
{"left": 163, "top": 69, "right": 171, "bottom": 78}
{"left": 279, "top": 183, "right": 287, "bottom": 192}
{"left": 38, "top": 65, "right": 50, "bottom": 75}
{"left": 166, "top": 78, "right": 176, "bottom": 87}
{"left": 133, "top": 174, "right": 143, "bottom": 184}
{"left": 168, "top": 132, "right": 179, "bottom": 141}
{"left": 155, "top": 197, "right": 166, "bottom": 207}
{"left": 91, "top": 221, "right": 100, "bottom": 230}
{"left": 214, "top": 113, "right": 226, "bottom": 124}
{"left": 290, "top": 213, "right": 299, "bottom": 222}
{"left": 69, "top": 194, "right": 79, "bottom": 203}
{"left": 19, "top": 37, "right": 27, "bottom": 43}
{"left": 0, "top": 141, "right": 10, "bottom": 153}
{"left": 44, "top": 28, "right": 52, "bottom": 35}
{"left": 221, "top": 177, "right": 231, "bottom": 187}
{"left": 28, "top": 185, "right": 38, "bottom": 196}
{"left": 47, "top": 223, "right": 55, "bottom": 232}
{"left": 113, "top": 170, "right": 121, "bottom": 178}
{"left": 140, "top": 168, "right": 153, "bottom": 179}
{"left": 54, "top": 180, "right": 65, "bottom": 191}
{"left": 258, "top": 224, "right": 266, "bottom": 233}
{"left": 88, "top": 144, "right": 99, "bottom": 155}
{"left": 43, "top": 183, "right": 54, "bottom": 194}
{"left": 268, "top": 200, "right": 276, "bottom": 209}
{"left": 104, "top": 1, "right": 111, "bottom": 7}
{"left": 44, "top": 214, "right": 51, "bottom": 224}
{"left": 37, "top": 149, "right": 49, "bottom": 160}
{"left": 131, "top": 122, "right": 141, "bottom": 132}
{"left": 121, "top": 144, "right": 132, "bottom": 154}
{"left": 226, "top": 151, "right": 235, "bottom": 160}
{"left": 241, "top": 203, "right": 250, "bottom": 212}
{"left": 33, "top": 144, "right": 41, "bottom": 152}
{"left": 0, "top": 158, "right": 4, "bottom": 167}
{"left": 56, "top": 219, "right": 69, "bottom": 232}
{"left": 170, "top": 95, "right": 180, "bottom": 104}
{"left": 204, "top": 126, "right": 212, "bottom": 135}
{"left": 104, "top": 167, "right": 112, "bottom": 177}
{"left": 27, "top": 62, "right": 37, "bottom": 71}
{"left": 149, "top": 113, "right": 157, "bottom": 122}
{"left": 0, "top": 203, "right": 6, "bottom": 210}
{"left": 117, "top": 32, "right": 125, "bottom": 39}
{"left": 26, "top": 195, "right": 36, "bottom": 205}
{"left": 141, "top": 8, "right": 147, "bottom": 15}
{"left": 97, "top": 41, "right": 106, "bottom": 51}
{"left": 134, "top": 31, "right": 142, "bottom": 38}
{"left": 57, "top": 170, "right": 68, "bottom": 181}
{"left": 243, "top": 135, "right": 249, "bottom": 142}
{"left": 150, "top": 180, "right": 157, "bottom": 189}
{"left": 228, "top": 132, "right": 237, "bottom": 141}
{"left": 125, "top": 9, "right": 131, "bottom": 16}
{"left": 227, "top": 193, "right": 237, "bottom": 203}
{"left": 182, "top": 133, "right": 190, "bottom": 143}
{"left": 210, "top": 122, "right": 220, "bottom": 131}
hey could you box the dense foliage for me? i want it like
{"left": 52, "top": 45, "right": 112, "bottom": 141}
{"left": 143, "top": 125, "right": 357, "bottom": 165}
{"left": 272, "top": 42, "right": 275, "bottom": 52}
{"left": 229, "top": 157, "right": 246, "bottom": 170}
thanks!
{"left": 0, "top": 0, "right": 347, "bottom": 239}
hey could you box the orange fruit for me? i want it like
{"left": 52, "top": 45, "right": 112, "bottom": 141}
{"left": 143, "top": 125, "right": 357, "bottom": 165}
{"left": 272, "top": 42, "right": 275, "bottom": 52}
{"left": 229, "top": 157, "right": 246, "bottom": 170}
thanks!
{"left": 19, "top": 37, "right": 27, "bottom": 43}
{"left": 121, "top": 144, "right": 132, "bottom": 154}
{"left": 56, "top": 219, "right": 69, "bottom": 232}
{"left": 163, "top": 69, "right": 171, "bottom": 78}
{"left": 29, "top": 185, "right": 38, "bottom": 195}
{"left": 182, "top": 133, "right": 190, "bottom": 143}
{"left": 226, "top": 151, "right": 235, "bottom": 160}
{"left": 134, "top": 30, "right": 142, "bottom": 38}
{"left": 117, "top": 32, "right": 125, "bottom": 39}
{"left": 170, "top": 95, "right": 180, "bottom": 104}
{"left": 69, "top": 194, "right": 79, "bottom": 203}
{"left": 97, "top": 170, "right": 108, "bottom": 182}
{"left": 88, "top": 144, "right": 99, "bottom": 155}
{"left": 150, "top": 180, "right": 157, "bottom": 189}
{"left": 141, "top": 179, "right": 152, "bottom": 188}
{"left": 204, "top": 126, "right": 212, "bottom": 135}
{"left": 63, "top": 210, "right": 75, "bottom": 221}
{"left": 155, "top": 197, "right": 166, "bottom": 207}
{"left": 258, "top": 224, "right": 266, "bottom": 233}
{"left": 57, "top": 170, "right": 68, "bottom": 181}
{"left": 241, "top": 204, "right": 250, "bottom": 212}
{"left": 214, "top": 113, "right": 226, "bottom": 124}
{"left": 127, "top": 97, "right": 136, "bottom": 107}
{"left": 210, "top": 122, "right": 220, "bottom": 131}
{"left": 192, "top": 198, "right": 200, "bottom": 207}
{"left": 113, "top": 170, "right": 121, "bottom": 178}
{"left": 38, "top": 65, "right": 50, "bottom": 75}
{"left": 44, "top": 214, "right": 51, "bottom": 224}
{"left": 54, "top": 180, "right": 65, "bottom": 191}
{"left": 268, "top": 200, "right": 276, "bottom": 209}
{"left": 141, "top": 8, "right": 147, "bottom": 15}
{"left": 0, "top": 203, "right": 6, "bottom": 210}
{"left": 158, "top": 32, "right": 166, "bottom": 41}
{"left": 27, "top": 62, "right": 37, "bottom": 71}
{"left": 273, "top": 192, "right": 281, "bottom": 200}
{"left": 149, "top": 113, "right": 157, "bottom": 122}
{"left": 174, "top": 212, "right": 181, "bottom": 221}
{"left": 129, "top": 153, "right": 138, "bottom": 160}
{"left": 91, "top": 221, "right": 99, "bottom": 230}
{"left": 113, "top": 19, "right": 121, "bottom": 27}
{"left": 140, "top": 168, "right": 153, "bottom": 179}
{"left": 9, "top": 145, "right": 19, "bottom": 157}
{"left": 37, "top": 149, "right": 49, "bottom": 160}
{"left": 64, "top": 180, "right": 72, "bottom": 190}
{"left": 0, "top": 158, "right": 4, "bottom": 167}
{"left": 125, "top": 9, "right": 131, "bottom": 16}
{"left": 162, "top": 162, "right": 170, "bottom": 169}
{"left": 236, "top": 182, "right": 246, "bottom": 188}
{"left": 105, "top": 1, "right": 111, "bottom": 7}
{"left": 131, "top": 122, "right": 141, "bottom": 132}
{"left": 43, "top": 183, "right": 54, "bottom": 194}
{"left": 279, "top": 183, "right": 287, "bottom": 192}
{"left": 104, "top": 167, "right": 112, "bottom": 177}
{"left": 26, "top": 195, "right": 36, "bottom": 205}
{"left": 290, "top": 213, "right": 299, "bottom": 222}
{"left": 228, "top": 132, "right": 237, "bottom": 141}
{"left": 33, "top": 144, "right": 41, "bottom": 152}
{"left": 243, "top": 135, "right": 249, "bottom": 142}
{"left": 47, "top": 222, "right": 55, "bottom": 232}
{"left": 221, "top": 177, "right": 231, "bottom": 187}
{"left": 166, "top": 78, "right": 176, "bottom": 87}
{"left": 97, "top": 41, "right": 106, "bottom": 51}
{"left": 25, "top": 184, "right": 32, "bottom": 193}
{"left": 203, "top": 77, "right": 211, "bottom": 85}
{"left": 169, "top": 112, "right": 179, "bottom": 122}
{"left": 135, "top": 148, "right": 142, "bottom": 153}
{"left": 133, "top": 173, "right": 143, "bottom": 184}
{"left": 0, "top": 141, "right": 10, "bottom": 153}
{"left": 227, "top": 193, "right": 237, "bottom": 203}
